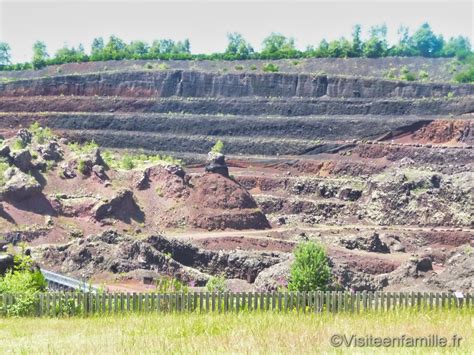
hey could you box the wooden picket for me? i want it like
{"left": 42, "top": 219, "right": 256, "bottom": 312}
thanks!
{"left": 0, "top": 291, "right": 471, "bottom": 317}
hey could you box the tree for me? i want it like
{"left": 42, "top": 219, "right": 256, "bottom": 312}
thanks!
{"left": 442, "top": 36, "right": 471, "bottom": 58}
{"left": 261, "top": 33, "right": 296, "bottom": 56}
{"left": 32, "top": 41, "right": 49, "bottom": 69}
{"left": 90, "top": 37, "right": 105, "bottom": 59}
{"left": 225, "top": 32, "right": 254, "bottom": 58}
{"left": 391, "top": 26, "right": 416, "bottom": 57}
{"left": 363, "top": 24, "right": 388, "bottom": 58}
{"left": 351, "top": 24, "right": 363, "bottom": 57}
{"left": 104, "top": 35, "right": 127, "bottom": 59}
{"left": 127, "top": 40, "right": 149, "bottom": 58}
{"left": 412, "top": 23, "right": 444, "bottom": 57}
{"left": 327, "top": 38, "right": 352, "bottom": 58}
{"left": 54, "top": 44, "right": 87, "bottom": 63}
{"left": 288, "top": 241, "right": 331, "bottom": 292}
{"left": 0, "top": 42, "right": 11, "bottom": 65}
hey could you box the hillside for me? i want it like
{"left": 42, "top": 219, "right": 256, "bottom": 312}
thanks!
{"left": 0, "top": 58, "right": 472, "bottom": 293}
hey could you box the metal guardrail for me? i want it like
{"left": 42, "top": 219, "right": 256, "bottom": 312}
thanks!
{"left": 40, "top": 268, "right": 99, "bottom": 293}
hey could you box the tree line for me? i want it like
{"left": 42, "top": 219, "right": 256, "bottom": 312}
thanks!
{"left": 0, "top": 23, "right": 471, "bottom": 71}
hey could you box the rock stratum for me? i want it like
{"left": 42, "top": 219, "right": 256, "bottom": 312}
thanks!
{"left": 0, "top": 57, "right": 472, "bottom": 293}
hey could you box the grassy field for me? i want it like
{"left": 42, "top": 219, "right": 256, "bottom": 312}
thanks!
{"left": 0, "top": 309, "right": 472, "bottom": 354}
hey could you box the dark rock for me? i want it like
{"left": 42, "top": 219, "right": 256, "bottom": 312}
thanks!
{"left": 165, "top": 164, "right": 185, "bottom": 179}
{"left": 59, "top": 162, "right": 76, "bottom": 179}
{"left": 0, "top": 254, "right": 14, "bottom": 275}
{"left": 254, "top": 259, "right": 292, "bottom": 291}
{"left": 38, "top": 140, "right": 62, "bottom": 161}
{"left": 92, "top": 164, "right": 107, "bottom": 180}
{"left": 16, "top": 129, "right": 32, "bottom": 146}
{"left": 135, "top": 169, "right": 150, "bottom": 190}
{"left": 205, "top": 152, "right": 229, "bottom": 177}
{"left": 416, "top": 256, "right": 433, "bottom": 272}
{"left": 338, "top": 186, "right": 362, "bottom": 201}
{"left": 340, "top": 233, "right": 390, "bottom": 253}
{"left": 12, "top": 149, "right": 33, "bottom": 172}
{"left": 93, "top": 189, "right": 143, "bottom": 222}
{"left": 0, "top": 145, "right": 11, "bottom": 159}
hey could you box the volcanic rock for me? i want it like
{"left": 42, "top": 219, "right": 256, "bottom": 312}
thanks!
{"left": 205, "top": 152, "right": 229, "bottom": 177}
{"left": 0, "top": 167, "right": 42, "bottom": 201}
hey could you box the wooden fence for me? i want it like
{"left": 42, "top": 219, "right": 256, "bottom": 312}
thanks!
{"left": 0, "top": 291, "right": 471, "bottom": 317}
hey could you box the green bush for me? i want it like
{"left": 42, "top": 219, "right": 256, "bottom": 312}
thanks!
{"left": 418, "top": 70, "right": 429, "bottom": 81}
{"left": 121, "top": 154, "right": 135, "bottom": 170}
{"left": 156, "top": 276, "right": 188, "bottom": 293}
{"left": 77, "top": 160, "right": 88, "bottom": 175}
{"left": 29, "top": 122, "right": 54, "bottom": 144}
{"left": 206, "top": 275, "right": 227, "bottom": 293}
{"left": 211, "top": 139, "right": 224, "bottom": 153}
{"left": 454, "top": 66, "right": 474, "bottom": 83}
{"left": 12, "top": 138, "right": 27, "bottom": 151}
{"left": 234, "top": 65, "right": 244, "bottom": 70}
{"left": 0, "top": 244, "right": 47, "bottom": 316}
{"left": 399, "top": 66, "right": 417, "bottom": 81}
{"left": 288, "top": 241, "right": 331, "bottom": 292}
{"left": 68, "top": 140, "right": 99, "bottom": 155}
{"left": 262, "top": 63, "right": 279, "bottom": 72}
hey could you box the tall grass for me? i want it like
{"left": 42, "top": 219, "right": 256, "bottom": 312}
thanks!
{"left": 0, "top": 309, "right": 471, "bottom": 354}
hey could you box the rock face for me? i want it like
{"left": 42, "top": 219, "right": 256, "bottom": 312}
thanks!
{"left": 12, "top": 149, "right": 34, "bottom": 172}
{"left": 205, "top": 152, "right": 229, "bottom": 177}
{"left": 1, "top": 71, "right": 472, "bottom": 99}
{"left": 93, "top": 189, "right": 143, "bottom": 222}
{"left": 40, "top": 231, "right": 285, "bottom": 284}
{"left": 427, "top": 247, "right": 474, "bottom": 292}
{"left": 38, "top": 141, "right": 62, "bottom": 161}
{"left": 254, "top": 259, "right": 292, "bottom": 291}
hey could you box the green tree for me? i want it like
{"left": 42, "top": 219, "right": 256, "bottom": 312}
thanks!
{"left": 127, "top": 40, "right": 149, "bottom": 58}
{"left": 288, "top": 241, "right": 331, "bottom": 292}
{"left": 412, "top": 23, "right": 444, "bottom": 57}
{"left": 391, "top": 26, "right": 416, "bottom": 56}
{"left": 32, "top": 41, "right": 49, "bottom": 69}
{"left": 225, "top": 32, "right": 254, "bottom": 58}
{"left": 0, "top": 42, "right": 11, "bottom": 65}
{"left": 90, "top": 37, "right": 105, "bottom": 59}
{"left": 104, "top": 35, "right": 127, "bottom": 59}
{"left": 363, "top": 24, "right": 388, "bottom": 58}
{"left": 327, "top": 38, "right": 352, "bottom": 58}
{"left": 54, "top": 44, "right": 86, "bottom": 63}
{"left": 261, "top": 33, "right": 296, "bottom": 57}
{"left": 442, "top": 36, "right": 471, "bottom": 58}
{"left": 351, "top": 24, "right": 363, "bottom": 57}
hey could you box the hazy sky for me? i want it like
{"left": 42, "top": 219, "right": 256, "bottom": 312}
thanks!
{"left": 1, "top": 0, "right": 472, "bottom": 63}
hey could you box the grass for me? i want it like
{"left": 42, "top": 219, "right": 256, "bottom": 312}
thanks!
{"left": 0, "top": 309, "right": 471, "bottom": 354}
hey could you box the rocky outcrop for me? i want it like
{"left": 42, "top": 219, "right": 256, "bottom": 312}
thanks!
{"left": 0, "top": 254, "right": 14, "bottom": 275}
{"left": 427, "top": 247, "right": 473, "bottom": 292}
{"left": 205, "top": 152, "right": 229, "bottom": 177}
{"left": 339, "top": 233, "right": 390, "bottom": 253}
{"left": 93, "top": 189, "right": 143, "bottom": 222}
{"left": 0, "top": 167, "right": 41, "bottom": 201}
{"left": 1, "top": 71, "right": 472, "bottom": 99}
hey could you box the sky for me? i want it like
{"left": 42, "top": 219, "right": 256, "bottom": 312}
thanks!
{"left": 0, "top": 0, "right": 473, "bottom": 63}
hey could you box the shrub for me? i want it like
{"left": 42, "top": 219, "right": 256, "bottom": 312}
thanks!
{"left": 0, "top": 244, "right": 47, "bottom": 316}
{"left": 156, "top": 276, "right": 188, "bottom": 293}
{"left": 250, "top": 65, "right": 257, "bottom": 70}
{"left": 418, "top": 70, "right": 429, "bottom": 81}
{"left": 206, "top": 275, "right": 227, "bottom": 293}
{"left": 211, "top": 139, "right": 224, "bottom": 153}
{"left": 399, "top": 66, "right": 416, "bottom": 81}
{"left": 77, "top": 160, "right": 88, "bottom": 175}
{"left": 12, "top": 138, "right": 27, "bottom": 151}
{"left": 144, "top": 62, "right": 154, "bottom": 69}
{"left": 121, "top": 154, "right": 135, "bottom": 170}
{"left": 384, "top": 68, "right": 397, "bottom": 80}
{"left": 0, "top": 157, "right": 10, "bottom": 185}
{"left": 68, "top": 140, "right": 99, "bottom": 155}
{"left": 288, "top": 241, "right": 331, "bottom": 292}
{"left": 29, "top": 122, "right": 54, "bottom": 144}
{"left": 263, "top": 63, "right": 279, "bottom": 72}
{"left": 454, "top": 66, "right": 474, "bottom": 83}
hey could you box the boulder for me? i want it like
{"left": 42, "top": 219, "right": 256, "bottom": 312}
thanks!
{"left": 0, "top": 145, "right": 11, "bottom": 159}
{"left": 338, "top": 186, "right": 362, "bottom": 201}
{"left": 0, "top": 167, "right": 42, "bottom": 201}
{"left": 0, "top": 254, "right": 14, "bottom": 275}
{"left": 205, "top": 152, "right": 229, "bottom": 177}
{"left": 12, "top": 149, "right": 33, "bottom": 172}
{"left": 339, "top": 233, "right": 390, "bottom": 253}
{"left": 92, "top": 164, "right": 107, "bottom": 180}
{"left": 59, "top": 161, "right": 76, "bottom": 179}
{"left": 37, "top": 140, "right": 62, "bottom": 161}
{"left": 254, "top": 259, "right": 292, "bottom": 291}
{"left": 16, "top": 129, "right": 32, "bottom": 146}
